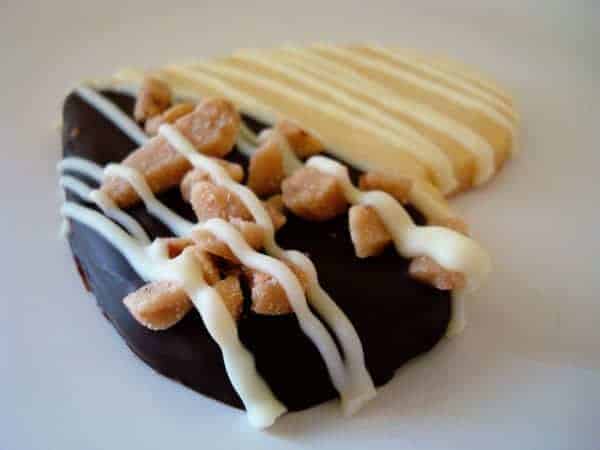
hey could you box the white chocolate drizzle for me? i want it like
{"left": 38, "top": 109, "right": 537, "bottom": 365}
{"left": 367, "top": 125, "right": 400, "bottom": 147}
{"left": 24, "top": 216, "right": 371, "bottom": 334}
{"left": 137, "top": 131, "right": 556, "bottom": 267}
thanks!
{"left": 159, "top": 124, "right": 376, "bottom": 413}
{"left": 58, "top": 99, "right": 378, "bottom": 425}
{"left": 90, "top": 189, "right": 151, "bottom": 245}
{"left": 60, "top": 173, "right": 151, "bottom": 244}
{"left": 66, "top": 86, "right": 377, "bottom": 414}
{"left": 80, "top": 81, "right": 263, "bottom": 161}
{"left": 305, "top": 156, "right": 491, "bottom": 293}
{"left": 75, "top": 86, "right": 148, "bottom": 146}
{"left": 104, "top": 163, "right": 195, "bottom": 237}
{"left": 257, "top": 128, "right": 303, "bottom": 176}
{"left": 58, "top": 156, "right": 105, "bottom": 181}
{"left": 60, "top": 199, "right": 286, "bottom": 428}
{"left": 59, "top": 153, "right": 374, "bottom": 421}
{"left": 98, "top": 151, "right": 359, "bottom": 404}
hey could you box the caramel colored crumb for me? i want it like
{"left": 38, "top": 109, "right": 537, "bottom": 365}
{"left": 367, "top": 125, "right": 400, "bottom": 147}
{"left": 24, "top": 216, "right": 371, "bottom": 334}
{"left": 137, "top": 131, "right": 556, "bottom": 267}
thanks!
{"left": 214, "top": 275, "right": 244, "bottom": 321}
{"left": 230, "top": 219, "right": 265, "bottom": 251}
{"left": 191, "top": 220, "right": 264, "bottom": 263}
{"left": 247, "top": 138, "right": 285, "bottom": 197}
{"left": 348, "top": 205, "right": 392, "bottom": 258}
{"left": 264, "top": 195, "right": 287, "bottom": 231}
{"left": 145, "top": 102, "right": 195, "bottom": 136}
{"left": 163, "top": 237, "right": 194, "bottom": 258}
{"left": 192, "top": 247, "right": 221, "bottom": 285}
{"left": 101, "top": 136, "right": 192, "bottom": 208}
{"left": 244, "top": 269, "right": 293, "bottom": 315}
{"left": 358, "top": 171, "right": 413, "bottom": 204}
{"left": 282, "top": 167, "right": 348, "bottom": 221}
{"left": 123, "top": 280, "right": 192, "bottom": 330}
{"left": 190, "top": 181, "right": 252, "bottom": 223}
{"left": 283, "top": 259, "right": 309, "bottom": 291}
{"left": 180, "top": 160, "right": 245, "bottom": 202}
{"left": 275, "top": 120, "right": 324, "bottom": 159}
{"left": 191, "top": 229, "right": 235, "bottom": 262}
{"left": 134, "top": 77, "right": 172, "bottom": 122}
{"left": 242, "top": 258, "right": 309, "bottom": 315}
{"left": 409, "top": 255, "right": 466, "bottom": 291}
{"left": 101, "top": 98, "right": 241, "bottom": 208}
{"left": 175, "top": 98, "right": 241, "bottom": 158}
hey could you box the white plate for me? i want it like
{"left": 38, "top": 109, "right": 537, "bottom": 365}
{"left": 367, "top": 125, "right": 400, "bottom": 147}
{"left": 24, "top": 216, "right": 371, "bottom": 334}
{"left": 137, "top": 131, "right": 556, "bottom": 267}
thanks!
{"left": 2, "top": 1, "right": 599, "bottom": 449}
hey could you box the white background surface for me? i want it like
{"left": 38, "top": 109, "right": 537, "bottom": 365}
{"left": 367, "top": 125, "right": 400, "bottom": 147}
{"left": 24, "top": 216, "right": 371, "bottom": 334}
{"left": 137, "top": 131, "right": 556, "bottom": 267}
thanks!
{"left": 1, "top": 1, "right": 599, "bottom": 449}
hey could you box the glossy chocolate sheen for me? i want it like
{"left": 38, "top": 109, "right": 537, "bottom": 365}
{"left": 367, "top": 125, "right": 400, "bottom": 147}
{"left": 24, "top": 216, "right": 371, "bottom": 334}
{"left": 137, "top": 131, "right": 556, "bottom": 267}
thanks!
{"left": 62, "top": 91, "right": 451, "bottom": 412}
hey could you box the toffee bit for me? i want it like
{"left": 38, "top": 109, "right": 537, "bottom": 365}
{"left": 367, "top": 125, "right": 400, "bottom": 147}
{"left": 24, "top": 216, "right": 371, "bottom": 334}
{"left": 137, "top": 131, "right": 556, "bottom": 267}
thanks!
{"left": 348, "top": 205, "right": 392, "bottom": 258}
{"left": 134, "top": 77, "right": 172, "bottom": 122}
{"left": 409, "top": 256, "right": 466, "bottom": 291}
{"left": 281, "top": 167, "right": 348, "bottom": 221}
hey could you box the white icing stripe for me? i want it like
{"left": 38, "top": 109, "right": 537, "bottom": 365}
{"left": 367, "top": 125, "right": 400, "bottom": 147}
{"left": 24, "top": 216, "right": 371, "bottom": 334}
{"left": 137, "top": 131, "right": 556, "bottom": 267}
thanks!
{"left": 75, "top": 86, "right": 148, "bottom": 146}
{"left": 160, "top": 125, "right": 274, "bottom": 233}
{"left": 282, "top": 248, "right": 376, "bottom": 414}
{"left": 57, "top": 157, "right": 104, "bottom": 182}
{"left": 266, "top": 47, "right": 496, "bottom": 185}
{"left": 232, "top": 53, "right": 458, "bottom": 192}
{"left": 258, "top": 129, "right": 303, "bottom": 176}
{"left": 408, "top": 181, "right": 459, "bottom": 224}
{"left": 104, "top": 164, "right": 195, "bottom": 236}
{"left": 235, "top": 136, "right": 256, "bottom": 158}
{"left": 312, "top": 45, "right": 517, "bottom": 146}
{"left": 62, "top": 201, "right": 147, "bottom": 262}
{"left": 60, "top": 175, "right": 93, "bottom": 199}
{"left": 237, "top": 122, "right": 261, "bottom": 157}
{"left": 60, "top": 173, "right": 151, "bottom": 244}
{"left": 96, "top": 157, "right": 372, "bottom": 414}
{"left": 240, "top": 122, "right": 259, "bottom": 145}
{"left": 306, "top": 156, "right": 491, "bottom": 294}
{"left": 89, "top": 190, "right": 151, "bottom": 245}
{"left": 367, "top": 45, "right": 517, "bottom": 121}
{"left": 187, "top": 256, "right": 287, "bottom": 427}
{"left": 389, "top": 46, "right": 515, "bottom": 105}
{"left": 159, "top": 124, "right": 376, "bottom": 413}
{"left": 61, "top": 201, "right": 286, "bottom": 428}
{"left": 99, "top": 150, "right": 351, "bottom": 399}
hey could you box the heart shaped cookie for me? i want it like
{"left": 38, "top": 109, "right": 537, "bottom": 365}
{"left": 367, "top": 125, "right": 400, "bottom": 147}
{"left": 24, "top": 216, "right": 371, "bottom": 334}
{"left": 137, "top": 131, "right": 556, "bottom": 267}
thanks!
{"left": 58, "top": 44, "right": 516, "bottom": 428}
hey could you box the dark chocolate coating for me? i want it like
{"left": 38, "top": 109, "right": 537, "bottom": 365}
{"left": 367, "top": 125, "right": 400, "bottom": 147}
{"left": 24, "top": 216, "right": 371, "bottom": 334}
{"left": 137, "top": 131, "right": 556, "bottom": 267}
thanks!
{"left": 62, "top": 91, "right": 451, "bottom": 412}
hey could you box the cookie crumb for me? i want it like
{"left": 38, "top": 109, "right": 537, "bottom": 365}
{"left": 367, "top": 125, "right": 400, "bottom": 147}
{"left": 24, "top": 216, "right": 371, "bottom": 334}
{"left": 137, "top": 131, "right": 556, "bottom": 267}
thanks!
{"left": 348, "top": 205, "right": 392, "bottom": 258}
{"left": 409, "top": 256, "right": 466, "bottom": 291}
{"left": 359, "top": 171, "right": 413, "bottom": 204}
{"left": 282, "top": 167, "right": 348, "bottom": 221}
